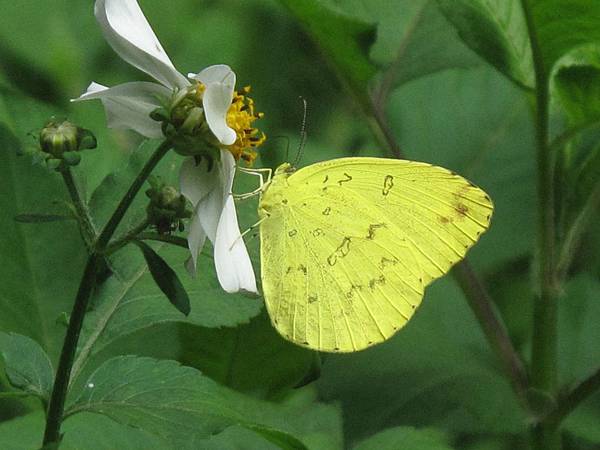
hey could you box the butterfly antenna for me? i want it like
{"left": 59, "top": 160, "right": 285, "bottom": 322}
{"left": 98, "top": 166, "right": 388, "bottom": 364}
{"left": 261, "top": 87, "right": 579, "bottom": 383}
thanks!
{"left": 292, "top": 96, "right": 308, "bottom": 167}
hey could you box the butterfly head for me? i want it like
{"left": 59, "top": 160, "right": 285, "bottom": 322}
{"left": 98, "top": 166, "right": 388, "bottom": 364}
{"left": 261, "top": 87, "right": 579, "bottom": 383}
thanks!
{"left": 274, "top": 162, "right": 296, "bottom": 177}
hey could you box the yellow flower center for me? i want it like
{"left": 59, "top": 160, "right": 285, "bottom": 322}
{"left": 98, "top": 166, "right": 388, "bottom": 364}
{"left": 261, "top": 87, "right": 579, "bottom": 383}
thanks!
{"left": 225, "top": 86, "right": 266, "bottom": 165}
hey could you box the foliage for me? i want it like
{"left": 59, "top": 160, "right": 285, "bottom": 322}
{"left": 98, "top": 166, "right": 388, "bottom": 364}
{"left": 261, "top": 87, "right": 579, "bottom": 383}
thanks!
{"left": 1, "top": 0, "right": 600, "bottom": 449}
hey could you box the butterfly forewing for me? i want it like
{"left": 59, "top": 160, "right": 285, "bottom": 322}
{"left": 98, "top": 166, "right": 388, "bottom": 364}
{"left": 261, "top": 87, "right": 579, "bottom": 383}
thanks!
{"left": 259, "top": 157, "right": 493, "bottom": 352}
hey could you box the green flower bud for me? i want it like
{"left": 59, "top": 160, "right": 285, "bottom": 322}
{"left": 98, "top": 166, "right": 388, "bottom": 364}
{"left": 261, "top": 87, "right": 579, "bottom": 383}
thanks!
{"left": 40, "top": 120, "right": 79, "bottom": 156}
{"left": 36, "top": 119, "right": 97, "bottom": 169}
{"left": 145, "top": 176, "right": 192, "bottom": 234}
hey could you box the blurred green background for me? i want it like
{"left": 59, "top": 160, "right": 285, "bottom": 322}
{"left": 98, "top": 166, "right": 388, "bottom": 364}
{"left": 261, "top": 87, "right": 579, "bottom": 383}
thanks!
{"left": 1, "top": 0, "right": 599, "bottom": 449}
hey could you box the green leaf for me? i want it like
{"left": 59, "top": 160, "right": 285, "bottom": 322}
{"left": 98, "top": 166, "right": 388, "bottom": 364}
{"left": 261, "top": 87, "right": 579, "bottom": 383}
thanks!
{"left": 179, "top": 311, "right": 315, "bottom": 398}
{"left": 133, "top": 240, "right": 191, "bottom": 317}
{"left": 552, "top": 44, "right": 600, "bottom": 128}
{"left": 66, "top": 355, "right": 341, "bottom": 449}
{"left": 558, "top": 275, "right": 600, "bottom": 384}
{"left": 436, "top": 0, "right": 533, "bottom": 89}
{"left": 329, "top": 0, "right": 481, "bottom": 91}
{"left": 559, "top": 276, "right": 600, "bottom": 445}
{"left": 0, "top": 333, "right": 54, "bottom": 400}
{"left": 13, "top": 213, "right": 73, "bottom": 223}
{"left": 531, "top": 0, "right": 600, "bottom": 73}
{"left": 438, "top": 0, "right": 600, "bottom": 90}
{"left": 0, "top": 411, "right": 172, "bottom": 450}
{"left": 354, "top": 426, "right": 454, "bottom": 450}
{"left": 277, "top": 0, "right": 377, "bottom": 97}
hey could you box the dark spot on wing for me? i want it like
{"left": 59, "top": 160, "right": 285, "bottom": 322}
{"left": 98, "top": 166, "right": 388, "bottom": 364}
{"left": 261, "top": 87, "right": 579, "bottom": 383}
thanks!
{"left": 322, "top": 206, "right": 331, "bottom": 215}
{"left": 298, "top": 264, "right": 307, "bottom": 275}
{"left": 323, "top": 175, "right": 329, "bottom": 184}
{"left": 288, "top": 229, "right": 297, "bottom": 237}
{"left": 456, "top": 203, "right": 469, "bottom": 216}
{"left": 382, "top": 175, "right": 394, "bottom": 196}
{"left": 378, "top": 257, "right": 398, "bottom": 270}
{"left": 282, "top": 199, "right": 288, "bottom": 204}
{"left": 327, "top": 237, "right": 352, "bottom": 266}
{"left": 439, "top": 216, "right": 451, "bottom": 224}
{"left": 337, "top": 173, "right": 353, "bottom": 185}
{"left": 366, "top": 223, "right": 386, "bottom": 240}
{"left": 368, "top": 275, "right": 386, "bottom": 290}
{"left": 308, "top": 294, "right": 318, "bottom": 304}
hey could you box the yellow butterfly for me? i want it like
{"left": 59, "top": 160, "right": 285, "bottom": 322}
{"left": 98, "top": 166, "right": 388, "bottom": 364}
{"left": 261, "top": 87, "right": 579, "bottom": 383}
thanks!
{"left": 255, "top": 157, "right": 493, "bottom": 352}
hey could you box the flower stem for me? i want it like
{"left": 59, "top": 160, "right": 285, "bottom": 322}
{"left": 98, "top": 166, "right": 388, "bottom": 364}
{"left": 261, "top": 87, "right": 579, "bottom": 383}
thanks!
{"left": 95, "top": 140, "right": 173, "bottom": 250}
{"left": 42, "top": 140, "right": 172, "bottom": 446}
{"left": 556, "top": 181, "right": 600, "bottom": 282}
{"left": 60, "top": 167, "right": 97, "bottom": 250}
{"left": 42, "top": 254, "right": 98, "bottom": 445}
{"left": 546, "top": 366, "right": 600, "bottom": 427}
{"left": 104, "top": 219, "right": 150, "bottom": 256}
{"left": 521, "top": 0, "right": 560, "bottom": 448}
{"left": 453, "top": 261, "right": 529, "bottom": 402}
{"left": 137, "top": 232, "right": 189, "bottom": 249}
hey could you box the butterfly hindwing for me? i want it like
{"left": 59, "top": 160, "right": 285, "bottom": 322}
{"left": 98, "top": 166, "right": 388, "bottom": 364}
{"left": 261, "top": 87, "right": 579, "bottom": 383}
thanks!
{"left": 259, "top": 157, "right": 493, "bottom": 352}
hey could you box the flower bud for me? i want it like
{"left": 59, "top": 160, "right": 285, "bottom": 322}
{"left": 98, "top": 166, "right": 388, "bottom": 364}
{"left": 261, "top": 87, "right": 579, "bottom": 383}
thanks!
{"left": 34, "top": 119, "right": 97, "bottom": 169}
{"left": 145, "top": 176, "right": 192, "bottom": 234}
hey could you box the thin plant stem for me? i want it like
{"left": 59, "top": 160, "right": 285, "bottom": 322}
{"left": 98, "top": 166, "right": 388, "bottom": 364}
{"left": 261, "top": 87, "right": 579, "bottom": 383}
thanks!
{"left": 137, "top": 232, "right": 189, "bottom": 249}
{"left": 104, "top": 219, "right": 150, "bottom": 256}
{"left": 42, "top": 254, "right": 98, "bottom": 445}
{"left": 453, "top": 261, "right": 529, "bottom": 402}
{"left": 95, "top": 140, "right": 172, "bottom": 250}
{"left": 546, "top": 367, "right": 600, "bottom": 427}
{"left": 556, "top": 182, "right": 600, "bottom": 282}
{"left": 60, "top": 167, "right": 97, "bottom": 250}
{"left": 521, "top": 0, "right": 560, "bottom": 448}
{"left": 43, "top": 140, "right": 172, "bottom": 446}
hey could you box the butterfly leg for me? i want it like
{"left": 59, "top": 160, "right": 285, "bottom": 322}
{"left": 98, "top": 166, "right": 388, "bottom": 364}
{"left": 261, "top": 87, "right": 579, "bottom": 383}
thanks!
{"left": 235, "top": 167, "right": 273, "bottom": 200}
{"left": 229, "top": 216, "right": 268, "bottom": 250}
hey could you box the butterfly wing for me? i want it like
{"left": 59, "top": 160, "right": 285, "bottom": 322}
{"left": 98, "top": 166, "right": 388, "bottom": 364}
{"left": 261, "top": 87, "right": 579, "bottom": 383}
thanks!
{"left": 259, "top": 157, "right": 493, "bottom": 352}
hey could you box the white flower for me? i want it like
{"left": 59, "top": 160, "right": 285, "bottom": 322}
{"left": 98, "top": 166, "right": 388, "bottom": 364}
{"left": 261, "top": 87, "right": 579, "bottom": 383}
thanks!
{"left": 74, "top": 0, "right": 257, "bottom": 294}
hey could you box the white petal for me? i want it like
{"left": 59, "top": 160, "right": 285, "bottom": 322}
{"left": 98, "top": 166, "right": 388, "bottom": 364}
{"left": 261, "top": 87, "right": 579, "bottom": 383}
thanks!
{"left": 202, "top": 82, "right": 237, "bottom": 146}
{"left": 73, "top": 81, "right": 168, "bottom": 138}
{"left": 189, "top": 65, "right": 237, "bottom": 146}
{"left": 189, "top": 65, "right": 236, "bottom": 88}
{"left": 96, "top": 0, "right": 188, "bottom": 89}
{"left": 213, "top": 151, "right": 257, "bottom": 293}
{"left": 185, "top": 202, "right": 208, "bottom": 275}
{"left": 214, "top": 195, "right": 257, "bottom": 293}
{"left": 179, "top": 157, "right": 223, "bottom": 243}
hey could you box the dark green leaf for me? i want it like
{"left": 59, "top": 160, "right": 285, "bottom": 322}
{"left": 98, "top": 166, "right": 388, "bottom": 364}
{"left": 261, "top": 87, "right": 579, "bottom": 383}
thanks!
{"left": 438, "top": 0, "right": 600, "bottom": 90}
{"left": 552, "top": 44, "right": 600, "bottom": 129}
{"left": 354, "top": 426, "right": 454, "bottom": 450}
{"left": 334, "top": 0, "right": 481, "bottom": 91}
{"left": 0, "top": 332, "right": 54, "bottom": 400}
{"left": 66, "top": 355, "right": 342, "bottom": 449}
{"left": 133, "top": 240, "right": 191, "bottom": 317}
{"left": 436, "top": 0, "right": 533, "bottom": 89}
{"left": 179, "top": 311, "right": 315, "bottom": 398}
{"left": 0, "top": 411, "right": 172, "bottom": 450}
{"left": 13, "top": 214, "right": 72, "bottom": 223}
{"left": 245, "top": 425, "right": 308, "bottom": 450}
{"left": 277, "top": 0, "right": 377, "bottom": 97}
